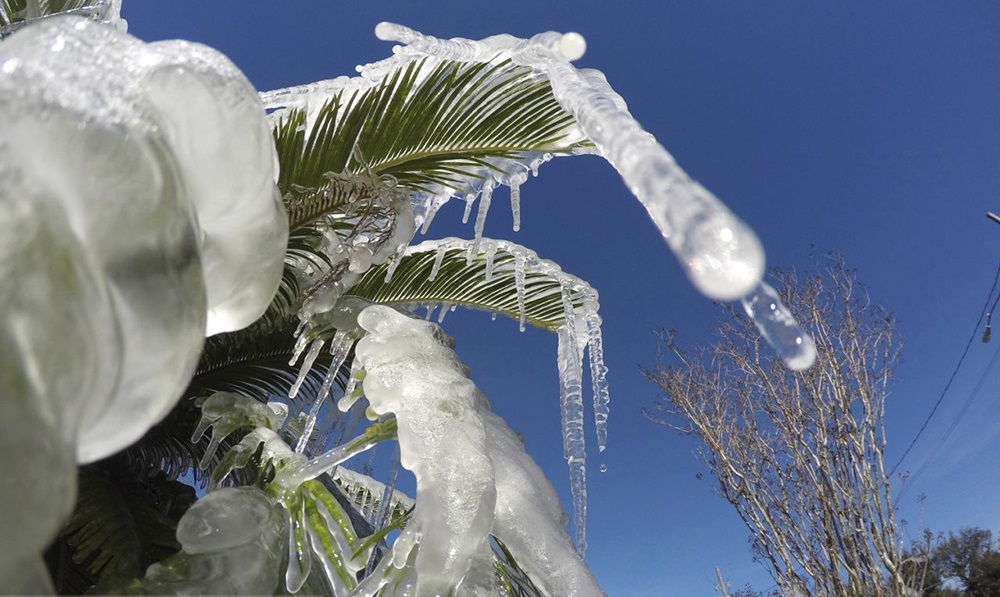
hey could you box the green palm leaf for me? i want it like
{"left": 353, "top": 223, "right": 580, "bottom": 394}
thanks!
{"left": 57, "top": 467, "right": 187, "bottom": 588}
{"left": 269, "top": 57, "right": 589, "bottom": 230}
{"left": 345, "top": 237, "right": 599, "bottom": 333}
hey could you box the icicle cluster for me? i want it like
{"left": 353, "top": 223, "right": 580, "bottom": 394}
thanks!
{"left": 402, "top": 237, "right": 610, "bottom": 551}
{"left": 352, "top": 305, "right": 606, "bottom": 596}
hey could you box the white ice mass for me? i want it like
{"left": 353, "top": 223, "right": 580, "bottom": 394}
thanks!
{"left": 0, "top": 14, "right": 284, "bottom": 589}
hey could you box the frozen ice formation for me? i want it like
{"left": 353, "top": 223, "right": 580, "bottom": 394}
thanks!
{"left": 0, "top": 16, "right": 286, "bottom": 465}
{"left": 370, "top": 23, "right": 816, "bottom": 366}
{"left": 375, "top": 22, "right": 763, "bottom": 302}
{"left": 129, "top": 487, "right": 287, "bottom": 595}
{"left": 0, "top": 14, "right": 286, "bottom": 584}
{"left": 343, "top": 237, "right": 610, "bottom": 550}
{"left": 353, "top": 304, "right": 605, "bottom": 596}
{"left": 0, "top": 0, "right": 126, "bottom": 39}
{"left": 742, "top": 282, "right": 818, "bottom": 370}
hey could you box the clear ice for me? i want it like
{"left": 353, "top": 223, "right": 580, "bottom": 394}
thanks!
{"left": 354, "top": 305, "right": 605, "bottom": 596}
{"left": 0, "top": 16, "right": 286, "bottom": 464}
{"left": 0, "top": 15, "right": 287, "bottom": 585}
{"left": 371, "top": 23, "right": 815, "bottom": 364}
{"left": 741, "top": 282, "right": 818, "bottom": 370}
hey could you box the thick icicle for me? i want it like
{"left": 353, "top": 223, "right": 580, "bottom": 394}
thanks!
{"left": 741, "top": 282, "right": 817, "bottom": 370}
{"left": 437, "top": 302, "right": 452, "bottom": 324}
{"left": 557, "top": 288, "right": 588, "bottom": 555}
{"left": 371, "top": 23, "right": 816, "bottom": 368}
{"left": 470, "top": 180, "right": 494, "bottom": 261}
{"left": 429, "top": 245, "right": 447, "bottom": 281}
{"left": 514, "top": 252, "right": 527, "bottom": 332}
{"left": 462, "top": 193, "right": 476, "bottom": 224}
{"left": 288, "top": 338, "right": 325, "bottom": 400}
{"left": 583, "top": 301, "right": 610, "bottom": 452}
{"left": 509, "top": 171, "right": 527, "bottom": 232}
{"left": 295, "top": 330, "right": 355, "bottom": 453}
{"left": 483, "top": 242, "right": 499, "bottom": 281}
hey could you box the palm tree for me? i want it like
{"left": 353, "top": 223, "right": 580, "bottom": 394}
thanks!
{"left": 1, "top": 2, "right": 794, "bottom": 595}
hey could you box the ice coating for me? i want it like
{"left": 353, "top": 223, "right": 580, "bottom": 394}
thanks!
{"left": 375, "top": 22, "right": 764, "bottom": 302}
{"left": 741, "top": 282, "right": 818, "bottom": 370}
{"left": 0, "top": 17, "right": 287, "bottom": 465}
{"left": 0, "top": 152, "right": 119, "bottom": 589}
{"left": 353, "top": 305, "right": 605, "bottom": 596}
{"left": 141, "top": 43, "right": 288, "bottom": 336}
{"left": 191, "top": 392, "right": 288, "bottom": 470}
{"left": 130, "top": 486, "right": 286, "bottom": 595}
{"left": 371, "top": 23, "right": 818, "bottom": 368}
{"left": 386, "top": 236, "right": 611, "bottom": 536}
{"left": 356, "top": 305, "right": 496, "bottom": 596}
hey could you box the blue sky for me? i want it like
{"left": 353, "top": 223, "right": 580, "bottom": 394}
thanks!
{"left": 126, "top": 2, "right": 1000, "bottom": 595}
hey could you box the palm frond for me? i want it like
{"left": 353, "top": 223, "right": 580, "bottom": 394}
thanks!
{"left": 269, "top": 57, "right": 589, "bottom": 209}
{"left": 346, "top": 237, "right": 599, "bottom": 332}
{"left": 56, "top": 467, "right": 186, "bottom": 589}
{"left": 1, "top": 0, "right": 108, "bottom": 31}
{"left": 492, "top": 536, "right": 544, "bottom": 597}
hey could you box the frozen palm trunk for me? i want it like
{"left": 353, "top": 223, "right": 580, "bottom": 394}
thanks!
{"left": 353, "top": 305, "right": 604, "bottom": 596}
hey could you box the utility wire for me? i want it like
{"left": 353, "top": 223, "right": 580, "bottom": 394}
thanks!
{"left": 895, "top": 342, "right": 1000, "bottom": 503}
{"left": 888, "top": 262, "right": 1000, "bottom": 476}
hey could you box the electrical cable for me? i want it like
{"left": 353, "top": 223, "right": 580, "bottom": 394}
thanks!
{"left": 888, "top": 262, "right": 1000, "bottom": 476}
{"left": 894, "top": 342, "right": 1000, "bottom": 504}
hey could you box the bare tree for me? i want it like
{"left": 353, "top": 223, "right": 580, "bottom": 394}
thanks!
{"left": 644, "top": 258, "right": 912, "bottom": 596}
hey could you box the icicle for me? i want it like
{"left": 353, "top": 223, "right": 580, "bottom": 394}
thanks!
{"left": 424, "top": 304, "right": 436, "bottom": 320}
{"left": 583, "top": 302, "right": 610, "bottom": 452}
{"left": 491, "top": 312, "right": 498, "bottom": 321}
{"left": 289, "top": 330, "right": 310, "bottom": 365}
{"left": 741, "top": 282, "right": 817, "bottom": 370}
{"left": 509, "top": 172, "right": 527, "bottom": 232}
{"left": 462, "top": 193, "right": 476, "bottom": 224}
{"left": 556, "top": 325, "right": 588, "bottom": 555}
{"left": 420, "top": 195, "right": 447, "bottom": 234}
{"left": 383, "top": 241, "right": 408, "bottom": 283}
{"left": 483, "top": 242, "right": 499, "bottom": 281}
{"left": 296, "top": 330, "right": 354, "bottom": 453}
{"left": 428, "top": 245, "right": 447, "bottom": 281}
{"left": 437, "top": 302, "right": 451, "bottom": 324}
{"left": 289, "top": 338, "right": 325, "bottom": 400}
{"left": 470, "top": 181, "right": 494, "bottom": 260}
{"left": 514, "top": 252, "right": 527, "bottom": 332}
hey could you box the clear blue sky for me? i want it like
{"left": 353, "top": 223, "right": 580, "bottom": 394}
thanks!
{"left": 126, "top": 2, "right": 1000, "bottom": 595}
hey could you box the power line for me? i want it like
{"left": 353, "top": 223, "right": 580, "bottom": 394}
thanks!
{"left": 895, "top": 342, "right": 1000, "bottom": 503}
{"left": 888, "top": 262, "right": 1000, "bottom": 477}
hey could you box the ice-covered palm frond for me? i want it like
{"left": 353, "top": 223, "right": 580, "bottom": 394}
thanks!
{"left": 492, "top": 537, "right": 544, "bottom": 597}
{"left": 267, "top": 57, "right": 589, "bottom": 225}
{"left": 0, "top": 0, "right": 118, "bottom": 33}
{"left": 345, "top": 237, "right": 597, "bottom": 333}
{"left": 54, "top": 467, "right": 185, "bottom": 589}
{"left": 192, "top": 315, "right": 333, "bottom": 404}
